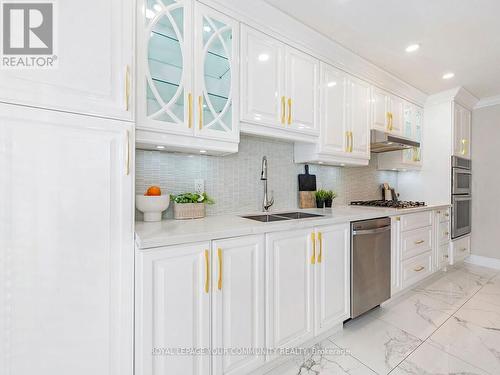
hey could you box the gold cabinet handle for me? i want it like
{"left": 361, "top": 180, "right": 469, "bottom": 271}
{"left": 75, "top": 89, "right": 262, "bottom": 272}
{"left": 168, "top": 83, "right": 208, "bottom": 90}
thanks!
{"left": 125, "top": 65, "right": 130, "bottom": 111}
{"left": 386, "top": 112, "right": 392, "bottom": 131}
{"left": 281, "top": 96, "right": 286, "bottom": 125}
{"left": 444, "top": 255, "right": 449, "bottom": 259}
{"left": 287, "top": 98, "right": 292, "bottom": 125}
{"left": 349, "top": 131, "right": 353, "bottom": 152}
{"left": 198, "top": 95, "right": 203, "bottom": 130}
{"left": 317, "top": 232, "right": 323, "bottom": 263}
{"left": 444, "top": 231, "right": 449, "bottom": 236}
{"left": 311, "top": 232, "right": 316, "bottom": 264}
{"left": 444, "top": 213, "right": 450, "bottom": 217}
{"left": 125, "top": 130, "right": 130, "bottom": 176}
{"left": 460, "top": 247, "right": 467, "bottom": 252}
{"left": 396, "top": 216, "right": 401, "bottom": 221}
{"left": 414, "top": 240, "right": 425, "bottom": 245}
{"left": 217, "top": 248, "right": 223, "bottom": 290}
{"left": 204, "top": 249, "right": 210, "bottom": 293}
{"left": 188, "top": 93, "right": 193, "bottom": 128}
{"left": 345, "top": 131, "right": 350, "bottom": 152}
{"left": 461, "top": 139, "right": 468, "bottom": 155}
{"left": 413, "top": 265, "right": 425, "bottom": 272}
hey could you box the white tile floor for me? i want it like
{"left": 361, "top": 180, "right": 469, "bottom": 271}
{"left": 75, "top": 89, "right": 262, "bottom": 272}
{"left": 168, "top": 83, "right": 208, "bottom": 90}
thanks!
{"left": 266, "top": 263, "right": 500, "bottom": 375}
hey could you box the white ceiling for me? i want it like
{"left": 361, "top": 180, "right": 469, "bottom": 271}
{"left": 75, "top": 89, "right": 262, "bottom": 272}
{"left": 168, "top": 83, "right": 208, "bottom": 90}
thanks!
{"left": 264, "top": 0, "right": 500, "bottom": 99}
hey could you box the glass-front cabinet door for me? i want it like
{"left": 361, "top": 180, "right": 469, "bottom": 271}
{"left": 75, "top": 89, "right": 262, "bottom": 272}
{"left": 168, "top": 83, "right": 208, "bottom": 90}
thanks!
{"left": 194, "top": 3, "right": 239, "bottom": 141}
{"left": 402, "top": 103, "right": 423, "bottom": 165}
{"left": 139, "top": 0, "right": 193, "bottom": 134}
{"left": 137, "top": 0, "right": 239, "bottom": 146}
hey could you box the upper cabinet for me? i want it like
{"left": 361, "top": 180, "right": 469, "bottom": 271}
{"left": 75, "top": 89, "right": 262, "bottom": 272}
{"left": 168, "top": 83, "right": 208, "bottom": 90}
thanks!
{"left": 240, "top": 25, "right": 319, "bottom": 142}
{"left": 372, "top": 88, "right": 403, "bottom": 135}
{"left": 136, "top": 0, "right": 239, "bottom": 154}
{"left": 453, "top": 103, "right": 471, "bottom": 159}
{"left": 294, "top": 63, "right": 370, "bottom": 166}
{"left": 378, "top": 101, "right": 424, "bottom": 171}
{"left": 0, "top": 0, "right": 134, "bottom": 121}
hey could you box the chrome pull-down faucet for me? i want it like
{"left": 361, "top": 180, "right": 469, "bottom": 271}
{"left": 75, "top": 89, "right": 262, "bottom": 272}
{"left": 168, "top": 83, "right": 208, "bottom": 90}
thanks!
{"left": 261, "top": 156, "right": 274, "bottom": 212}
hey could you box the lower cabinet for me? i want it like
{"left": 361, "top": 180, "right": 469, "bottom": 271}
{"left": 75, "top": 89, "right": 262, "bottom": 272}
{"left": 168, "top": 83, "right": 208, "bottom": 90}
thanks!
{"left": 136, "top": 242, "right": 211, "bottom": 375}
{"left": 136, "top": 235, "right": 265, "bottom": 375}
{"left": 137, "top": 224, "right": 350, "bottom": 375}
{"left": 392, "top": 208, "right": 451, "bottom": 295}
{"left": 211, "top": 236, "right": 266, "bottom": 375}
{"left": 266, "top": 224, "right": 350, "bottom": 351}
{"left": 266, "top": 229, "right": 315, "bottom": 351}
{"left": 451, "top": 235, "right": 471, "bottom": 265}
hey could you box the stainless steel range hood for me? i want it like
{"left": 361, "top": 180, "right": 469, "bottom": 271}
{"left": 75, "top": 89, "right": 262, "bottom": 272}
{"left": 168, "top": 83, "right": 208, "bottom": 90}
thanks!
{"left": 370, "top": 129, "right": 420, "bottom": 153}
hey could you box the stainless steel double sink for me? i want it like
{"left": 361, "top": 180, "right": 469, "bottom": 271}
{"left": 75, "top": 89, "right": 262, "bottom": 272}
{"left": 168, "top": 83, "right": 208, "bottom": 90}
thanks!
{"left": 241, "top": 211, "right": 323, "bottom": 222}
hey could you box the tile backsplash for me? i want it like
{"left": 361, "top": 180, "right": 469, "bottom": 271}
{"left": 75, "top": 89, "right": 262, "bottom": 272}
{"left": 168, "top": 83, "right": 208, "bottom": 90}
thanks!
{"left": 135, "top": 136, "right": 398, "bottom": 219}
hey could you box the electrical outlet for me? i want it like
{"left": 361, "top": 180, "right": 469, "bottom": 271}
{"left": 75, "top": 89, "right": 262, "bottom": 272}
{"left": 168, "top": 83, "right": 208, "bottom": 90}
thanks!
{"left": 194, "top": 179, "right": 204, "bottom": 194}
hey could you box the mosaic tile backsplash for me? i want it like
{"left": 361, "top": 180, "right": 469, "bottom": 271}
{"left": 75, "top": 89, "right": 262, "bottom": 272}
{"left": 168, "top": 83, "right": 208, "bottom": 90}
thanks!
{"left": 135, "top": 136, "right": 398, "bottom": 219}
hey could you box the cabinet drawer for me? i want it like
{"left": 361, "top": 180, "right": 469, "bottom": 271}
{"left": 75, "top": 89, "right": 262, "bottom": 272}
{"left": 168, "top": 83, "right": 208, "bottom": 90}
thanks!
{"left": 401, "top": 227, "right": 432, "bottom": 260}
{"left": 400, "top": 211, "right": 433, "bottom": 231}
{"left": 438, "top": 222, "right": 451, "bottom": 244}
{"left": 437, "top": 208, "right": 451, "bottom": 223}
{"left": 439, "top": 243, "right": 450, "bottom": 267}
{"left": 402, "top": 251, "right": 433, "bottom": 289}
{"left": 451, "top": 236, "right": 471, "bottom": 264}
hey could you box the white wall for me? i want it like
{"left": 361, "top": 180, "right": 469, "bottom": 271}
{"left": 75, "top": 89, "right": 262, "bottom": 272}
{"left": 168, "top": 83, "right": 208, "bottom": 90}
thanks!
{"left": 471, "top": 104, "right": 500, "bottom": 260}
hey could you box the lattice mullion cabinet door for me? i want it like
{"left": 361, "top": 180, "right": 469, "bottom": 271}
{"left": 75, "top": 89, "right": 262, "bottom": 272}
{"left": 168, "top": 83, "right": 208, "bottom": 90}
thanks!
{"left": 193, "top": 2, "right": 240, "bottom": 143}
{"left": 137, "top": 0, "right": 194, "bottom": 135}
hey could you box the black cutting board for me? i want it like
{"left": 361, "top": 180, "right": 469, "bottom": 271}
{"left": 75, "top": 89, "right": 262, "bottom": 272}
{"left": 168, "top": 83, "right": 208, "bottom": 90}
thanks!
{"left": 298, "top": 165, "right": 316, "bottom": 191}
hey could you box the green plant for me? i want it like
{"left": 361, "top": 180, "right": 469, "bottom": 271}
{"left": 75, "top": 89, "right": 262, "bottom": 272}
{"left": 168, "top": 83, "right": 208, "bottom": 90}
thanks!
{"left": 324, "top": 190, "right": 337, "bottom": 200}
{"left": 171, "top": 192, "right": 214, "bottom": 204}
{"left": 315, "top": 189, "right": 329, "bottom": 201}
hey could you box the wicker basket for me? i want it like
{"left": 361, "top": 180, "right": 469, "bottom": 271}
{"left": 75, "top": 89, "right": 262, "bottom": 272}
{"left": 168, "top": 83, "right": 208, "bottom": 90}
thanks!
{"left": 173, "top": 202, "right": 206, "bottom": 219}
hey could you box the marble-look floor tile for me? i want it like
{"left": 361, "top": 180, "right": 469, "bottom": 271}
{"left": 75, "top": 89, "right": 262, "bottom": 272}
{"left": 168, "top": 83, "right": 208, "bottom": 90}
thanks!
{"left": 412, "top": 271, "right": 480, "bottom": 309}
{"left": 264, "top": 340, "right": 376, "bottom": 375}
{"left": 390, "top": 341, "right": 489, "bottom": 375}
{"left": 373, "top": 291, "right": 455, "bottom": 340}
{"left": 476, "top": 274, "right": 500, "bottom": 299}
{"left": 454, "top": 293, "right": 500, "bottom": 331}
{"left": 428, "top": 314, "right": 500, "bottom": 374}
{"left": 329, "top": 315, "right": 422, "bottom": 375}
{"left": 459, "top": 263, "right": 500, "bottom": 280}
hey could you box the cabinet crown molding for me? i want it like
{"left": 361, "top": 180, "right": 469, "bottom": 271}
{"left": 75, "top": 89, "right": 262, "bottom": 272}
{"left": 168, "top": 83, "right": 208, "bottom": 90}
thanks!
{"left": 425, "top": 87, "right": 479, "bottom": 110}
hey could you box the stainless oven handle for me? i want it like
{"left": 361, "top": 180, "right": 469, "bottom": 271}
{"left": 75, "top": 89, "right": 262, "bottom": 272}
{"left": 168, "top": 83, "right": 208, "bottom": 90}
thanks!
{"left": 353, "top": 226, "right": 391, "bottom": 236}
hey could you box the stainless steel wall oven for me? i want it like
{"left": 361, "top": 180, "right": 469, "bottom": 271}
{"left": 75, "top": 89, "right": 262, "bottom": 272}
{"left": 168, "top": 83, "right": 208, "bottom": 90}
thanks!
{"left": 451, "top": 156, "right": 471, "bottom": 239}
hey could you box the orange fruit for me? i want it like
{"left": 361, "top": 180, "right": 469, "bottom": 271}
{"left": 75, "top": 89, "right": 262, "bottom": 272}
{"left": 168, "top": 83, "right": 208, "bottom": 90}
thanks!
{"left": 145, "top": 186, "right": 161, "bottom": 196}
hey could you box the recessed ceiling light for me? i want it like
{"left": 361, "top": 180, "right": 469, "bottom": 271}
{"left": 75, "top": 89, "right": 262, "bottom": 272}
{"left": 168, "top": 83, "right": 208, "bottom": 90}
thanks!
{"left": 442, "top": 72, "right": 455, "bottom": 80}
{"left": 405, "top": 44, "right": 420, "bottom": 53}
{"left": 156, "top": 145, "right": 165, "bottom": 150}
{"left": 200, "top": 150, "right": 207, "bottom": 154}
{"left": 258, "top": 53, "right": 269, "bottom": 62}
{"left": 327, "top": 81, "right": 337, "bottom": 87}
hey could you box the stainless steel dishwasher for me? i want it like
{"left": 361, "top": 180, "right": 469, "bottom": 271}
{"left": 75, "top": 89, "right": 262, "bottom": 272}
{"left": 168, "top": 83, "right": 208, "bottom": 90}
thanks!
{"left": 351, "top": 217, "right": 391, "bottom": 319}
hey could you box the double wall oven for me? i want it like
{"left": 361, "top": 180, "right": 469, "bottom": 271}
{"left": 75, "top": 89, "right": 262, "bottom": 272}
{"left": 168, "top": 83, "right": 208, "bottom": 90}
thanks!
{"left": 451, "top": 156, "right": 471, "bottom": 238}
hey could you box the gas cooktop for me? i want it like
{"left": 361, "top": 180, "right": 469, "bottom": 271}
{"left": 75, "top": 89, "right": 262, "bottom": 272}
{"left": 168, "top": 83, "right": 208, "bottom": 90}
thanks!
{"left": 350, "top": 200, "right": 426, "bottom": 209}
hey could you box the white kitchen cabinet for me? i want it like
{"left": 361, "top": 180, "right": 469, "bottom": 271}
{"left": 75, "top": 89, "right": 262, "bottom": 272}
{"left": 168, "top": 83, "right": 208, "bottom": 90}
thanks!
{"left": 453, "top": 102, "right": 471, "bottom": 159}
{"left": 0, "top": 103, "right": 134, "bottom": 375}
{"left": 211, "top": 235, "right": 266, "bottom": 375}
{"left": 136, "top": 0, "right": 239, "bottom": 154}
{"left": 314, "top": 224, "right": 350, "bottom": 336}
{"left": 451, "top": 235, "right": 471, "bottom": 265}
{"left": 240, "top": 25, "right": 319, "bottom": 142}
{"left": 285, "top": 48, "right": 319, "bottom": 133}
{"left": 371, "top": 87, "right": 403, "bottom": 135}
{"left": 266, "top": 229, "right": 314, "bottom": 351}
{"left": 378, "top": 102, "right": 423, "bottom": 171}
{"left": 239, "top": 25, "right": 285, "bottom": 129}
{"left": 136, "top": 242, "right": 211, "bottom": 375}
{"left": 294, "top": 63, "right": 370, "bottom": 166}
{"left": 347, "top": 76, "right": 371, "bottom": 159}
{"left": 0, "top": 0, "right": 134, "bottom": 121}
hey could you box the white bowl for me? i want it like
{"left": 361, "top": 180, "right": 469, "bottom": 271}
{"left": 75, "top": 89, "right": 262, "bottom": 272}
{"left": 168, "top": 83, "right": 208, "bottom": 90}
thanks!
{"left": 136, "top": 194, "right": 170, "bottom": 222}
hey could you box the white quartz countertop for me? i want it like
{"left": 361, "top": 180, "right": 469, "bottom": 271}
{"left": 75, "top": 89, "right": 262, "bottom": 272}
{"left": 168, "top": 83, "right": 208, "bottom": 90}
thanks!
{"left": 135, "top": 204, "right": 451, "bottom": 249}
